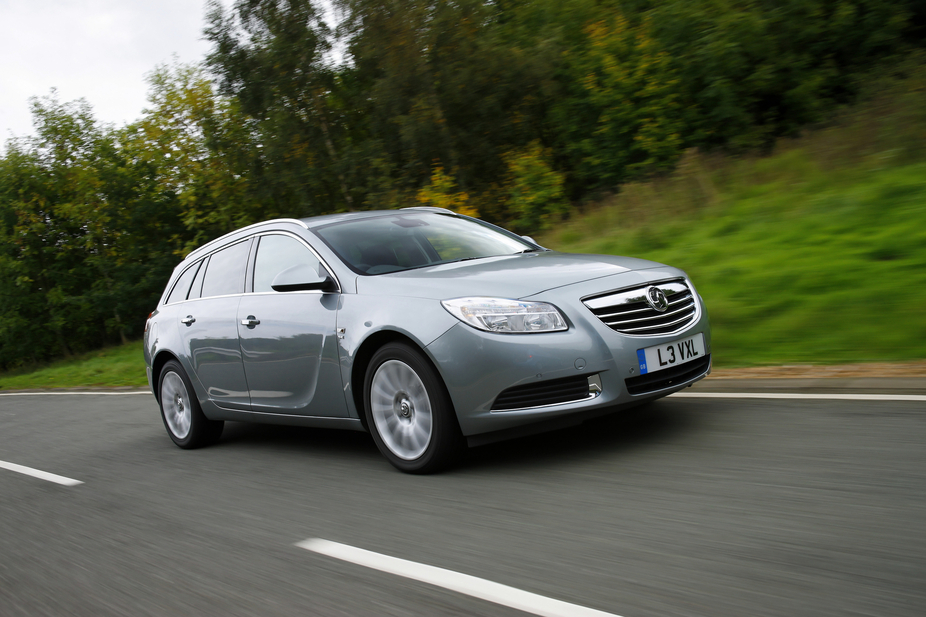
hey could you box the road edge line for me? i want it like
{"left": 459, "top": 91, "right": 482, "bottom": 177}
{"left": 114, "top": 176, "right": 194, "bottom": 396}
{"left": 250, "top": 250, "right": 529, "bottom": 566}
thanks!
{"left": 671, "top": 392, "right": 926, "bottom": 401}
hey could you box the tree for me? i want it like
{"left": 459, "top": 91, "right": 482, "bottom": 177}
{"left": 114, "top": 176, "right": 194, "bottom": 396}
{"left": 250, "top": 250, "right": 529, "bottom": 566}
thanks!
{"left": 205, "top": 0, "right": 358, "bottom": 214}
{"left": 504, "top": 141, "right": 568, "bottom": 233}
{"left": 552, "top": 12, "right": 684, "bottom": 191}
{"left": 0, "top": 94, "right": 121, "bottom": 363}
{"left": 125, "top": 61, "right": 257, "bottom": 252}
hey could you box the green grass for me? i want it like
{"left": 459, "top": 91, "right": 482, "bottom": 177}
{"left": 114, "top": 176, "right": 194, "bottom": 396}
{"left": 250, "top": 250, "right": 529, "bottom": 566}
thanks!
{"left": 0, "top": 340, "right": 148, "bottom": 390}
{"left": 540, "top": 75, "right": 926, "bottom": 367}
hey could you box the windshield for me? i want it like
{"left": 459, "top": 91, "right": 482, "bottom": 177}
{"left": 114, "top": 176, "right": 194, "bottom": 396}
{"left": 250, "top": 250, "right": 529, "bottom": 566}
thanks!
{"left": 314, "top": 212, "right": 536, "bottom": 275}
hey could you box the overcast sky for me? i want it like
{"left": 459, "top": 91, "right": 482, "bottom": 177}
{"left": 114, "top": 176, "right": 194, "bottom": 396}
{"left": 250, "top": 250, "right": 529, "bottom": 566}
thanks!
{"left": 1, "top": 0, "right": 222, "bottom": 141}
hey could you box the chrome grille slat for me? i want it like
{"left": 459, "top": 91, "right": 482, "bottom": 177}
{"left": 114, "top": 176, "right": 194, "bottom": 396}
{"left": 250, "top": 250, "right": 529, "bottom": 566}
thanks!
{"left": 583, "top": 279, "right": 697, "bottom": 336}
{"left": 598, "top": 302, "right": 694, "bottom": 326}
{"left": 595, "top": 304, "right": 654, "bottom": 319}
{"left": 617, "top": 312, "right": 697, "bottom": 334}
{"left": 595, "top": 292, "right": 692, "bottom": 319}
{"left": 584, "top": 281, "right": 690, "bottom": 310}
{"left": 595, "top": 294, "right": 691, "bottom": 320}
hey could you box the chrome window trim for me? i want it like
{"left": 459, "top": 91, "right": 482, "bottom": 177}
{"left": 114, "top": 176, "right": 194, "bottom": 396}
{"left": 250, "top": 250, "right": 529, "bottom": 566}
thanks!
{"left": 185, "top": 218, "right": 310, "bottom": 262}
{"left": 165, "top": 229, "right": 342, "bottom": 306}
{"left": 172, "top": 291, "right": 249, "bottom": 303}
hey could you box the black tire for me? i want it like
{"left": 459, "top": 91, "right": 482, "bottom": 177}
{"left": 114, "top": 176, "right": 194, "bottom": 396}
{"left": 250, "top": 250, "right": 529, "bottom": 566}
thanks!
{"left": 363, "top": 343, "right": 464, "bottom": 473}
{"left": 157, "top": 360, "right": 224, "bottom": 449}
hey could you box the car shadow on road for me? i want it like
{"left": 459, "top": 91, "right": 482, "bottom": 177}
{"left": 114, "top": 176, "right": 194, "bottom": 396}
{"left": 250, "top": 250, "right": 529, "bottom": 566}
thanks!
{"left": 206, "top": 399, "right": 702, "bottom": 474}
{"left": 217, "top": 422, "right": 381, "bottom": 462}
{"left": 458, "top": 399, "right": 701, "bottom": 473}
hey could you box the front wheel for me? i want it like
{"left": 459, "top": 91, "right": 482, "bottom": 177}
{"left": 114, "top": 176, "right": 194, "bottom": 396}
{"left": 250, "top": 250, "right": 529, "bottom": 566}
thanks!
{"left": 364, "top": 343, "right": 464, "bottom": 473}
{"left": 158, "top": 360, "right": 223, "bottom": 449}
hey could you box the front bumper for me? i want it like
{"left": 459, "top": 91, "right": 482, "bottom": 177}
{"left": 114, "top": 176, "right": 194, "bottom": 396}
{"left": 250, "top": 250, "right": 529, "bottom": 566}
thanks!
{"left": 426, "top": 271, "right": 712, "bottom": 437}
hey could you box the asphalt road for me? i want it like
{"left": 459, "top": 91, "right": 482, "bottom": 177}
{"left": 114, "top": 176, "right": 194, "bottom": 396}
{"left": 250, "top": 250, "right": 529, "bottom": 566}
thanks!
{"left": 1, "top": 391, "right": 924, "bottom": 617}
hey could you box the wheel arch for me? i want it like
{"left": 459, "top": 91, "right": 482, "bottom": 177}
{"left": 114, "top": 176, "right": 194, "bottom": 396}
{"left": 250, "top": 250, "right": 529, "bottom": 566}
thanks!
{"left": 350, "top": 330, "right": 451, "bottom": 432}
{"left": 151, "top": 349, "right": 182, "bottom": 404}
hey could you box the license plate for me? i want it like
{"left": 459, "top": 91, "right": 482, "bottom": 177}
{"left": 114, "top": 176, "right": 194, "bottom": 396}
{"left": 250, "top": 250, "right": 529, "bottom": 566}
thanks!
{"left": 636, "top": 333, "right": 705, "bottom": 375}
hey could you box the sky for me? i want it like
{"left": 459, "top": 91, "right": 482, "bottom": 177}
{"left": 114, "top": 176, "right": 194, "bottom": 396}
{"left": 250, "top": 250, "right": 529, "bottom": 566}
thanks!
{"left": 0, "top": 0, "right": 221, "bottom": 141}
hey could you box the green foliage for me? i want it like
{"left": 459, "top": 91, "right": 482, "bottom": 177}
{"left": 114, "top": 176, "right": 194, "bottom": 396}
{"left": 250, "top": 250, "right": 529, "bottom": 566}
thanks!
{"left": 503, "top": 141, "right": 568, "bottom": 232}
{"left": 553, "top": 14, "right": 684, "bottom": 189}
{"left": 415, "top": 165, "right": 478, "bottom": 216}
{"left": 206, "top": 0, "right": 359, "bottom": 214}
{"left": 648, "top": 0, "right": 914, "bottom": 149}
{"left": 0, "top": 68, "right": 249, "bottom": 369}
{"left": 0, "top": 94, "right": 142, "bottom": 365}
{"left": 1, "top": 0, "right": 924, "bottom": 369}
{"left": 127, "top": 62, "right": 257, "bottom": 252}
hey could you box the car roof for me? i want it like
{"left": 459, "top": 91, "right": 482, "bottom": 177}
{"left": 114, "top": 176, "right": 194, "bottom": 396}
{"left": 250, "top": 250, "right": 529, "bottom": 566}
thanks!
{"left": 182, "top": 208, "right": 458, "bottom": 263}
{"left": 298, "top": 207, "right": 456, "bottom": 229}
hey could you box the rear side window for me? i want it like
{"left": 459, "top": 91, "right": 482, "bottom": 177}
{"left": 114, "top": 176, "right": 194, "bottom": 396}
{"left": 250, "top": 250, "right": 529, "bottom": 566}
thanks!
{"left": 201, "top": 240, "right": 251, "bottom": 298}
{"left": 253, "top": 234, "right": 322, "bottom": 293}
{"left": 165, "top": 261, "right": 201, "bottom": 305}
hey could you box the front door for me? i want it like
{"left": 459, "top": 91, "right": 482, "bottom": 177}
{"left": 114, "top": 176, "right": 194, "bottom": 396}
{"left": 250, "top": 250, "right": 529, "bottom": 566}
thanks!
{"left": 236, "top": 233, "right": 345, "bottom": 416}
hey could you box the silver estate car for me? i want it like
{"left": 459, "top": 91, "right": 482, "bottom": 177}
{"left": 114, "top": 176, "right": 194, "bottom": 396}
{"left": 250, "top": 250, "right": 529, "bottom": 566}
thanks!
{"left": 144, "top": 207, "right": 711, "bottom": 473}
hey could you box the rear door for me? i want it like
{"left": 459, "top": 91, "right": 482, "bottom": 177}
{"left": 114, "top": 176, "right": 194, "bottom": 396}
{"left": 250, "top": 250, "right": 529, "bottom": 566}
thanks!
{"left": 236, "top": 232, "right": 346, "bottom": 417}
{"left": 178, "top": 238, "right": 252, "bottom": 410}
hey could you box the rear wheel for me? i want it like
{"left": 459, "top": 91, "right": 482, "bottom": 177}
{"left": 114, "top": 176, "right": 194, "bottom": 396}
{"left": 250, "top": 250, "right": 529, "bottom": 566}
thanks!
{"left": 158, "top": 360, "right": 223, "bottom": 449}
{"left": 364, "top": 343, "right": 464, "bottom": 473}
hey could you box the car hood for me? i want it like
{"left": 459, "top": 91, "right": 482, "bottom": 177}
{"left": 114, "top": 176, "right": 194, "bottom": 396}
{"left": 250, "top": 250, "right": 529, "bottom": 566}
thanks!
{"left": 355, "top": 251, "right": 666, "bottom": 300}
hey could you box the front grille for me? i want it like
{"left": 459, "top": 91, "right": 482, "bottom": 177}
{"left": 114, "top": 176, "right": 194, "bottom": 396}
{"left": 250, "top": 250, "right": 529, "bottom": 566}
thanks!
{"left": 625, "top": 354, "right": 711, "bottom": 395}
{"left": 583, "top": 279, "right": 697, "bottom": 336}
{"left": 492, "top": 375, "right": 591, "bottom": 411}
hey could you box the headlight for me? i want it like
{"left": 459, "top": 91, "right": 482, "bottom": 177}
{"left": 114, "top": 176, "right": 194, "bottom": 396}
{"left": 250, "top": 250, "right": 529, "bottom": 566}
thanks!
{"left": 441, "top": 297, "right": 567, "bottom": 333}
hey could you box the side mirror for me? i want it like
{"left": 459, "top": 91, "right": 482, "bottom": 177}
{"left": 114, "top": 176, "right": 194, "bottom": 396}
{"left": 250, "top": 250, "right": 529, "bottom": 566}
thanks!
{"left": 271, "top": 263, "right": 336, "bottom": 292}
{"left": 520, "top": 235, "right": 545, "bottom": 250}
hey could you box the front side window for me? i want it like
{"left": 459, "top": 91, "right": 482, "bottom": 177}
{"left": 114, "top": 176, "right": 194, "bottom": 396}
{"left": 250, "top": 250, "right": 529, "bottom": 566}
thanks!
{"left": 253, "top": 234, "right": 322, "bottom": 293}
{"left": 200, "top": 240, "right": 251, "bottom": 298}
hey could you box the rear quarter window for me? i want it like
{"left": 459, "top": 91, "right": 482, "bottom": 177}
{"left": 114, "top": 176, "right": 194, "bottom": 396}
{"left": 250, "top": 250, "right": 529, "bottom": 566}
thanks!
{"left": 164, "top": 261, "right": 201, "bottom": 305}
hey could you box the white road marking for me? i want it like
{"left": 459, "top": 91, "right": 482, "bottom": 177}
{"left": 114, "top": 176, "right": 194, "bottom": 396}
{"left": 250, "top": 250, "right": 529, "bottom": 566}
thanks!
{"left": 0, "top": 460, "right": 83, "bottom": 486}
{"left": 297, "top": 538, "right": 621, "bottom": 617}
{"left": 670, "top": 392, "right": 926, "bottom": 402}
{"left": 0, "top": 391, "right": 150, "bottom": 397}
{"left": 2, "top": 390, "right": 922, "bottom": 401}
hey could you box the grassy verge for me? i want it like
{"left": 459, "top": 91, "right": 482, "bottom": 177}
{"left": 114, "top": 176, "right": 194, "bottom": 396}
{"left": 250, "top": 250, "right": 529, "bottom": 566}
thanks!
{"left": 0, "top": 340, "right": 148, "bottom": 390}
{"left": 539, "top": 69, "right": 926, "bottom": 367}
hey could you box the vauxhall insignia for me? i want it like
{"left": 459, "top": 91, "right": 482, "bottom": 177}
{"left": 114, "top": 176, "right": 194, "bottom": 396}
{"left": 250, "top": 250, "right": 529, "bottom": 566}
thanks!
{"left": 645, "top": 286, "right": 669, "bottom": 312}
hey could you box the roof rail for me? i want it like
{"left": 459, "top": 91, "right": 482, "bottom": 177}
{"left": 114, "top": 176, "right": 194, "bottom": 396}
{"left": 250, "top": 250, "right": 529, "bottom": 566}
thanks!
{"left": 185, "top": 218, "right": 310, "bottom": 261}
{"left": 400, "top": 206, "right": 457, "bottom": 215}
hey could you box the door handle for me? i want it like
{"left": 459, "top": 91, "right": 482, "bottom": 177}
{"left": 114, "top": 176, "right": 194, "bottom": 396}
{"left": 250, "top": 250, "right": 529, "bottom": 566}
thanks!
{"left": 181, "top": 315, "right": 195, "bottom": 325}
{"left": 241, "top": 316, "right": 260, "bottom": 328}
